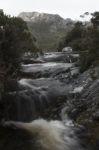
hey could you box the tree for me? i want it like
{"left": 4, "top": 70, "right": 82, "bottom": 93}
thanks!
{"left": 57, "top": 11, "right": 99, "bottom": 72}
{"left": 57, "top": 21, "right": 84, "bottom": 51}
{"left": 0, "top": 10, "right": 39, "bottom": 97}
{"left": 0, "top": 11, "right": 38, "bottom": 78}
{"left": 91, "top": 12, "right": 99, "bottom": 27}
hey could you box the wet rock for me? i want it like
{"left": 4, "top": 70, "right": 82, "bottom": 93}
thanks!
{"left": 62, "top": 46, "right": 72, "bottom": 52}
{"left": 21, "top": 58, "right": 45, "bottom": 64}
{"left": 38, "top": 52, "right": 79, "bottom": 63}
{"left": 20, "top": 62, "right": 73, "bottom": 79}
{"left": 92, "top": 111, "right": 99, "bottom": 121}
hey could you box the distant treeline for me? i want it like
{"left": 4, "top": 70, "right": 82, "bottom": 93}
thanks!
{"left": 58, "top": 12, "right": 99, "bottom": 72}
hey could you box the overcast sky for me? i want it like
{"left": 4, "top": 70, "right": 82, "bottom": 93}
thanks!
{"left": 0, "top": 0, "right": 99, "bottom": 20}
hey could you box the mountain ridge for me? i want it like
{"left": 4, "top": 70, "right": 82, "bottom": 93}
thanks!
{"left": 18, "top": 12, "right": 74, "bottom": 51}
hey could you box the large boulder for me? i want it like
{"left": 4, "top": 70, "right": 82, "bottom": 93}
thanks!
{"left": 62, "top": 47, "right": 72, "bottom": 52}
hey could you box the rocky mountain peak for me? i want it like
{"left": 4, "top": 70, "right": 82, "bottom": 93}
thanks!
{"left": 19, "top": 12, "right": 72, "bottom": 25}
{"left": 18, "top": 12, "right": 74, "bottom": 51}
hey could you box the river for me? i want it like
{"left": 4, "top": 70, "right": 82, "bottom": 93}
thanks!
{"left": 0, "top": 51, "right": 88, "bottom": 150}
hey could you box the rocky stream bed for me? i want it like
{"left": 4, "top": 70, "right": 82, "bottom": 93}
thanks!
{"left": 0, "top": 51, "right": 99, "bottom": 150}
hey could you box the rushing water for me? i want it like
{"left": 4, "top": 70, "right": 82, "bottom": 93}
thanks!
{"left": 1, "top": 51, "right": 87, "bottom": 150}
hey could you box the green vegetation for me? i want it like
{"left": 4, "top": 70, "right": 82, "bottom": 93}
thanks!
{"left": 25, "top": 15, "right": 74, "bottom": 51}
{"left": 58, "top": 21, "right": 84, "bottom": 51}
{"left": 27, "top": 21, "right": 67, "bottom": 51}
{"left": 58, "top": 12, "right": 99, "bottom": 72}
{"left": 0, "top": 10, "right": 38, "bottom": 95}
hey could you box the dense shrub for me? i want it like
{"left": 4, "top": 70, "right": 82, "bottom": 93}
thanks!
{"left": 58, "top": 12, "right": 99, "bottom": 72}
{"left": 0, "top": 10, "right": 39, "bottom": 96}
{"left": 0, "top": 10, "right": 37, "bottom": 77}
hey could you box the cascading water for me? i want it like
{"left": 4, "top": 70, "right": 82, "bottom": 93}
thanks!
{"left": 0, "top": 51, "right": 87, "bottom": 150}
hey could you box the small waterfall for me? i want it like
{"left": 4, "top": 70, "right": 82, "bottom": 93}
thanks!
{"left": 1, "top": 51, "right": 80, "bottom": 122}
{"left": 0, "top": 51, "right": 87, "bottom": 150}
{"left": 1, "top": 118, "right": 85, "bottom": 150}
